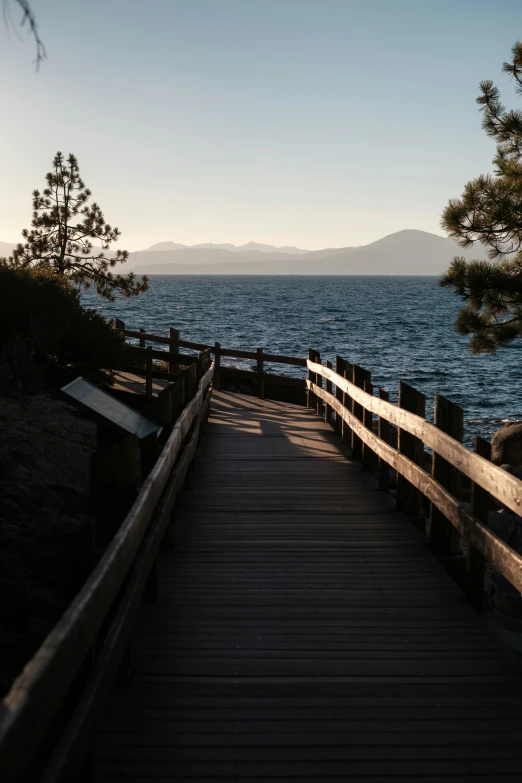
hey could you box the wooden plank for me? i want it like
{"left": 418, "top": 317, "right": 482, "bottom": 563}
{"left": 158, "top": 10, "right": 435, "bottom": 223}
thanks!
{"left": 351, "top": 364, "right": 367, "bottom": 460}
{"left": 307, "top": 349, "right": 316, "bottom": 410}
{"left": 314, "top": 351, "right": 322, "bottom": 416}
{"left": 430, "top": 394, "right": 463, "bottom": 557}
{"left": 219, "top": 347, "right": 305, "bottom": 366}
{"left": 468, "top": 437, "right": 491, "bottom": 609}
{"left": 334, "top": 356, "right": 343, "bottom": 438}
{"left": 362, "top": 378, "right": 374, "bottom": 473}
{"left": 325, "top": 360, "right": 333, "bottom": 428}
{"left": 124, "top": 329, "right": 208, "bottom": 355}
{"left": 397, "top": 381, "right": 426, "bottom": 523}
{"left": 378, "top": 389, "right": 390, "bottom": 492}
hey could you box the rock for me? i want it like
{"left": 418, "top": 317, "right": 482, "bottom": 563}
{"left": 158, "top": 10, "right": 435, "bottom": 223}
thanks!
{"left": 487, "top": 508, "right": 516, "bottom": 542}
{"left": 499, "top": 464, "right": 522, "bottom": 481}
{"left": 491, "top": 422, "right": 522, "bottom": 466}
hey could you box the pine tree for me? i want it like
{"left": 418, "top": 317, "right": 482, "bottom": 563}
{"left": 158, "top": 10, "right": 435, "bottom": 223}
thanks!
{"left": 441, "top": 41, "right": 522, "bottom": 353}
{"left": 2, "top": 152, "right": 148, "bottom": 301}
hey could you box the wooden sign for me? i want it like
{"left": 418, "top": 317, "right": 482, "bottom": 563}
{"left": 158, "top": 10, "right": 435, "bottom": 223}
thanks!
{"left": 61, "top": 377, "right": 161, "bottom": 440}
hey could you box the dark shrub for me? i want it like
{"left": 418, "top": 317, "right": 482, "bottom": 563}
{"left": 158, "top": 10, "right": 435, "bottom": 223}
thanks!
{"left": 0, "top": 266, "right": 124, "bottom": 391}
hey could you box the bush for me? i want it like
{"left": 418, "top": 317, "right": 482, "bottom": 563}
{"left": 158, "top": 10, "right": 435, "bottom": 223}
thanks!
{"left": 0, "top": 266, "right": 125, "bottom": 391}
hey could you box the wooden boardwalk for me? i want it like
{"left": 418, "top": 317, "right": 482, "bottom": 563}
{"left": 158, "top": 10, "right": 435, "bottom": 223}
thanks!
{"left": 94, "top": 391, "right": 522, "bottom": 781}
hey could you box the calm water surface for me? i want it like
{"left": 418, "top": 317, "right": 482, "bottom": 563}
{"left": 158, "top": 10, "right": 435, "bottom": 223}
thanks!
{"left": 85, "top": 275, "right": 522, "bottom": 445}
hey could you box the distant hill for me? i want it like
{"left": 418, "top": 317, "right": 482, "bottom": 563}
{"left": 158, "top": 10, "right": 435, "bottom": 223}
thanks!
{"left": 142, "top": 241, "right": 310, "bottom": 254}
{"left": 144, "top": 242, "right": 188, "bottom": 252}
{"left": 129, "top": 230, "right": 487, "bottom": 275}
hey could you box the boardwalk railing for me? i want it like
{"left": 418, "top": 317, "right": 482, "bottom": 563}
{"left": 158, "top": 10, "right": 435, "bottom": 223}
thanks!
{"left": 116, "top": 322, "right": 306, "bottom": 399}
{"left": 115, "top": 325, "right": 522, "bottom": 608}
{"left": 306, "top": 354, "right": 522, "bottom": 606}
{"left": 116, "top": 325, "right": 522, "bottom": 607}
{"left": 0, "top": 359, "right": 214, "bottom": 783}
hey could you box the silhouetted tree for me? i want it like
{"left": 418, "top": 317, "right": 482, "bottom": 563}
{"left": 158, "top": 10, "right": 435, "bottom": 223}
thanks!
{"left": 2, "top": 152, "right": 148, "bottom": 301}
{"left": 441, "top": 41, "right": 522, "bottom": 353}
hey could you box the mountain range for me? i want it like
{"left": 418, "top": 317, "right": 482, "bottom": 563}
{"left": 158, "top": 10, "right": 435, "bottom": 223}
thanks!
{"left": 0, "top": 230, "right": 488, "bottom": 276}
{"left": 144, "top": 241, "right": 309, "bottom": 255}
{"left": 128, "top": 230, "right": 486, "bottom": 275}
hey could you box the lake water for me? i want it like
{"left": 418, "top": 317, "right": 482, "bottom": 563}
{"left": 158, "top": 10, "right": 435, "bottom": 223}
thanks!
{"left": 85, "top": 275, "right": 522, "bottom": 445}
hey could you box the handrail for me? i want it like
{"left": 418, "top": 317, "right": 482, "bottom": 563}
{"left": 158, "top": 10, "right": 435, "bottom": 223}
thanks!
{"left": 40, "top": 382, "right": 213, "bottom": 782}
{"left": 0, "top": 363, "right": 214, "bottom": 783}
{"left": 121, "top": 327, "right": 305, "bottom": 367}
{"left": 307, "top": 359, "right": 522, "bottom": 519}
{"left": 307, "top": 379, "right": 522, "bottom": 592}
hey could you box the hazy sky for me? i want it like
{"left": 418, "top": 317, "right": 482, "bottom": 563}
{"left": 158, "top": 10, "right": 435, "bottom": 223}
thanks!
{"left": 1, "top": 0, "right": 522, "bottom": 251}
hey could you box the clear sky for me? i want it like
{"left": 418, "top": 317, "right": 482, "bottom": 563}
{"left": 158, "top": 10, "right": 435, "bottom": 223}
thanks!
{"left": 1, "top": 0, "right": 522, "bottom": 251}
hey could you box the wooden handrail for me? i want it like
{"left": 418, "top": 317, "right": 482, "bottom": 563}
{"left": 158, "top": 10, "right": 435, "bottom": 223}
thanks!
{"left": 40, "top": 388, "right": 212, "bottom": 782}
{"left": 0, "top": 363, "right": 214, "bottom": 783}
{"left": 307, "top": 359, "right": 522, "bottom": 519}
{"left": 306, "top": 378, "right": 522, "bottom": 594}
{"left": 121, "top": 327, "right": 305, "bottom": 367}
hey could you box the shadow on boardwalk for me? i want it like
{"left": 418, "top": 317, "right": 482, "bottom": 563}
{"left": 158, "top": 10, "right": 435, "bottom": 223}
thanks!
{"left": 94, "top": 391, "right": 522, "bottom": 781}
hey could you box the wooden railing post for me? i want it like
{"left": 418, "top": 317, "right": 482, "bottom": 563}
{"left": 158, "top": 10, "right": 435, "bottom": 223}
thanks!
{"left": 351, "top": 364, "right": 368, "bottom": 461}
{"left": 114, "top": 318, "right": 125, "bottom": 331}
{"left": 467, "top": 436, "right": 491, "bottom": 610}
{"left": 429, "top": 393, "right": 464, "bottom": 556}
{"left": 397, "top": 381, "right": 426, "bottom": 523}
{"left": 138, "top": 327, "right": 146, "bottom": 369}
{"left": 378, "top": 389, "right": 390, "bottom": 492}
{"left": 168, "top": 328, "right": 180, "bottom": 374}
{"left": 307, "top": 348, "right": 316, "bottom": 409}
{"left": 314, "top": 351, "right": 322, "bottom": 415}
{"left": 325, "top": 360, "right": 333, "bottom": 427}
{"left": 214, "top": 342, "right": 221, "bottom": 390}
{"left": 145, "top": 346, "right": 153, "bottom": 399}
{"left": 257, "top": 347, "right": 265, "bottom": 399}
{"left": 334, "top": 356, "right": 344, "bottom": 437}
{"left": 362, "top": 378, "right": 374, "bottom": 472}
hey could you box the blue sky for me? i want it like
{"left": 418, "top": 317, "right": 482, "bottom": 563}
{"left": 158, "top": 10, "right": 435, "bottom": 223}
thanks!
{"left": 1, "top": 0, "right": 522, "bottom": 250}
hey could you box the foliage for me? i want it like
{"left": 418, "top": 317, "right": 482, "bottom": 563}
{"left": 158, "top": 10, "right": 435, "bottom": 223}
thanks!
{"left": 1, "top": 152, "right": 148, "bottom": 301}
{"left": 5, "top": 0, "right": 46, "bottom": 68}
{"left": 0, "top": 266, "right": 125, "bottom": 391}
{"left": 441, "top": 41, "right": 522, "bottom": 352}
